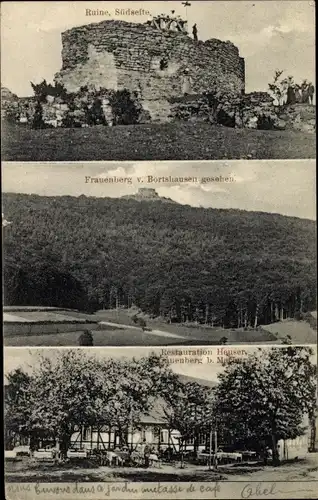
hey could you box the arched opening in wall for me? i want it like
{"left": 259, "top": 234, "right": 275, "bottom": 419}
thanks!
{"left": 160, "top": 58, "right": 168, "bottom": 71}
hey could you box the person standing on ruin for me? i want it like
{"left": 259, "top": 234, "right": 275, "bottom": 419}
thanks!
{"left": 294, "top": 84, "right": 301, "bottom": 104}
{"left": 286, "top": 85, "right": 296, "bottom": 105}
{"left": 301, "top": 82, "right": 309, "bottom": 103}
{"left": 308, "top": 83, "right": 315, "bottom": 104}
{"left": 192, "top": 23, "right": 198, "bottom": 41}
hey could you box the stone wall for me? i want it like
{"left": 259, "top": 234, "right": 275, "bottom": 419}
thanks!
{"left": 54, "top": 20, "right": 245, "bottom": 121}
{"left": 169, "top": 92, "right": 316, "bottom": 132}
{"left": 277, "top": 104, "right": 316, "bottom": 133}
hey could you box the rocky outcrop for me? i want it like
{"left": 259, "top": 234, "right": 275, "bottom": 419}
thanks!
{"left": 169, "top": 91, "right": 316, "bottom": 132}
{"left": 277, "top": 104, "right": 316, "bottom": 133}
{"left": 1, "top": 87, "right": 19, "bottom": 117}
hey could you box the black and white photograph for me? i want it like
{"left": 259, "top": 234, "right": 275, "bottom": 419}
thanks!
{"left": 1, "top": 2, "right": 317, "bottom": 498}
{"left": 2, "top": 160, "right": 316, "bottom": 347}
{"left": 1, "top": 0, "right": 315, "bottom": 161}
{"left": 4, "top": 345, "right": 318, "bottom": 490}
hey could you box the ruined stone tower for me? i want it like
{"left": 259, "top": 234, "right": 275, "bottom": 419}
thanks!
{"left": 54, "top": 18, "right": 245, "bottom": 121}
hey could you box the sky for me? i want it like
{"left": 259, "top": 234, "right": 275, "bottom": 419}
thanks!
{"left": 5, "top": 345, "right": 316, "bottom": 383}
{"left": 2, "top": 160, "right": 316, "bottom": 220}
{"left": 1, "top": 1, "right": 315, "bottom": 96}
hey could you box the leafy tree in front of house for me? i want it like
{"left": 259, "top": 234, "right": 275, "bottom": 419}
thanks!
{"left": 4, "top": 351, "right": 178, "bottom": 456}
{"left": 162, "top": 381, "right": 214, "bottom": 467}
{"left": 214, "top": 346, "right": 316, "bottom": 465}
{"left": 4, "top": 369, "right": 33, "bottom": 449}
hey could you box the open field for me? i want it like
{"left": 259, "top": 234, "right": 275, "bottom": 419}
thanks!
{"left": 261, "top": 319, "right": 317, "bottom": 343}
{"left": 4, "top": 327, "right": 280, "bottom": 347}
{"left": 4, "top": 308, "right": 317, "bottom": 346}
{"left": 2, "top": 122, "right": 316, "bottom": 161}
{"left": 5, "top": 454, "right": 318, "bottom": 482}
{"left": 4, "top": 314, "right": 280, "bottom": 346}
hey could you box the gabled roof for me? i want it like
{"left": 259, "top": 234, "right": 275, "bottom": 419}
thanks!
{"left": 140, "top": 375, "right": 216, "bottom": 425}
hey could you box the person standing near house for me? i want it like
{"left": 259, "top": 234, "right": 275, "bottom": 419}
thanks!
{"left": 143, "top": 439, "right": 151, "bottom": 468}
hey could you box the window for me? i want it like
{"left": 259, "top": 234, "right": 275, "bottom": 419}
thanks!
{"left": 161, "top": 430, "right": 169, "bottom": 443}
{"left": 83, "top": 427, "right": 90, "bottom": 441}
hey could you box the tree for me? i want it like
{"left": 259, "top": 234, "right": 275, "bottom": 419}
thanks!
{"left": 4, "top": 351, "right": 178, "bottom": 457}
{"left": 162, "top": 381, "right": 214, "bottom": 467}
{"left": 268, "top": 70, "right": 288, "bottom": 106}
{"left": 31, "top": 101, "right": 45, "bottom": 129}
{"left": 31, "top": 80, "right": 69, "bottom": 102}
{"left": 78, "top": 330, "right": 94, "bottom": 346}
{"left": 4, "top": 369, "right": 32, "bottom": 449}
{"left": 131, "top": 314, "right": 147, "bottom": 330}
{"left": 215, "top": 347, "right": 316, "bottom": 465}
{"left": 87, "top": 98, "right": 107, "bottom": 126}
{"left": 3, "top": 192, "right": 316, "bottom": 325}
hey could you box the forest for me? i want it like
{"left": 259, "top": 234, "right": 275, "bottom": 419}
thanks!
{"left": 2, "top": 192, "right": 316, "bottom": 328}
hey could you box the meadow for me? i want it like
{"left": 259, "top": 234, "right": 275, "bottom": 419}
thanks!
{"left": 2, "top": 122, "right": 316, "bottom": 161}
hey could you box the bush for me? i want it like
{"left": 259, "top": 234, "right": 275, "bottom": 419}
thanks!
{"left": 86, "top": 98, "right": 107, "bottom": 126}
{"left": 217, "top": 108, "right": 235, "bottom": 127}
{"left": 294, "top": 311, "right": 303, "bottom": 321}
{"left": 31, "top": 79, "right": 69, "bottom": 103}
{"left": 62, "top": 109, "right": 86, "bottom": 128}
{"left": 78, "top": 330, "right": 94, "bottom": 346}
{"left": 109, "top": 89, "right": 141, "bottom": 125}
{"left": 257, "top": 114, "right": 275, "bottom": 130}
{"left": 3, "top": 106, "right": 19, "bottom": 124}
{"left": 31, "top": 101, "right": 45, "bottom": 129}
{"left": 131, "top": 315, "right": 147, "bottom": 330}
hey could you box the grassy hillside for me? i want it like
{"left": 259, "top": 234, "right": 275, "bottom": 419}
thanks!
{"left": 3, "top": 193, "right": 316, "bottom": 329}
{"left": 2, "top": 122, "right": 316, "bottom": 161}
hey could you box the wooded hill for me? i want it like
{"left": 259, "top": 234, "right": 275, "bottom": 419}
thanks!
{"left": 3, "top": 193, "right": 316, "bottom": 328}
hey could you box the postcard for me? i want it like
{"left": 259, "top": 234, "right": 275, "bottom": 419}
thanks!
{"left": 2, "top": 2, "right": 317, "bottom": 499}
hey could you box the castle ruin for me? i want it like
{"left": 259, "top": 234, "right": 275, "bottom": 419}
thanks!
{"left": 2, "top": 15, "right": 314, "bottom": 132}
{"left": 54, "top": 16, "right": 245, "bottom": 122}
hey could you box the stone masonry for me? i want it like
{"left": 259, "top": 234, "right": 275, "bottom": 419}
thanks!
{"left": 54, "top": 19, "right": 245, "bottom": 122}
